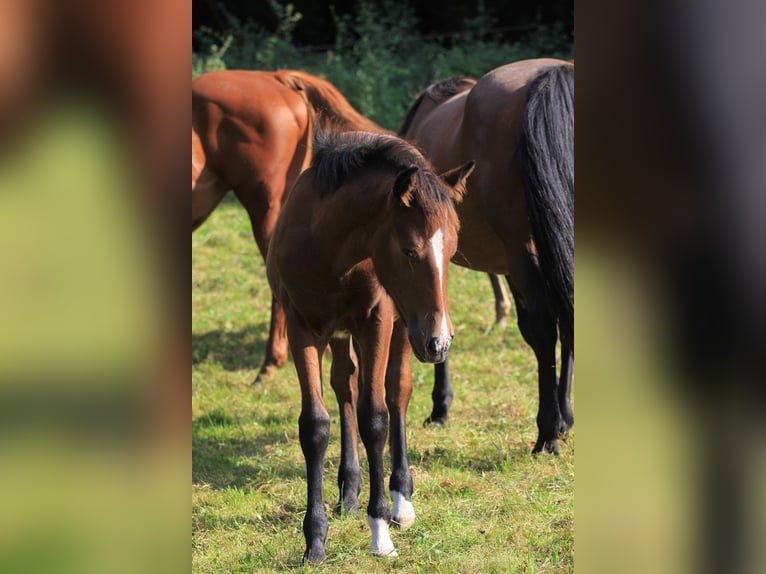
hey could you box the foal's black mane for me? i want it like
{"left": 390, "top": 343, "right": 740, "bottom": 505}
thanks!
{"left": 397, "top": 76, "right": 476, "bottom": 136}
{"left": 312, "top": 130, "right": 453, "bottom": 219}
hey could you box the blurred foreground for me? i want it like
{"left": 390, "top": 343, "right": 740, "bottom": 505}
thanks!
{"left": 0, "top": 0, "right": 764, "bottom": 572}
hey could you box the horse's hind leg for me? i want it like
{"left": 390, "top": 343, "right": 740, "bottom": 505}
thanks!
{"left": 489, "top": 273, "right": 512, "bottom": 326}
{"left": 236, "top": 183, "right": 290, "bottom": 383}
{"left": 425, "top": 360, "right": 453, "bottom": 425}
{"left": 510, "top": 280, "right": 564, "bottom": 455}
{"left": 256, "top": 294, "right": 288, "bottom": 382}
{"left": 329, "top": 336, "right": 362, "bottom": 515}
{"left": 191, "top": 131, "right": 228, "bottom": 231}
{"left": 558, "top": 343, "right": 574, "bottom": 433}
{"left": 386, "top": 320, "right": 416, "bottom": 529}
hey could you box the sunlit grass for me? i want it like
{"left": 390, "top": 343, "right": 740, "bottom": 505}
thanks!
{"left": 192, "top": 197, "right": 573, "bottom": 572}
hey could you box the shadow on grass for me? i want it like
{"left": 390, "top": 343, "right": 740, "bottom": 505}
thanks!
{"left": 409, "top": 443, "right": 537, "bottom": 475}
{"left": 192, "top": 324, "right": 271, "bottom": 371}
{"left": 192, "top": 413, "right": 304, "bottom": 490}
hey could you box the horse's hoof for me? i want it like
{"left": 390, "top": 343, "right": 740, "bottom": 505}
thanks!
{"left": 252, "top": 363, "right": 278, "bottom": 384}
{"left": 532, "top": 437, "right": 560, "bottom": 456}
{"left": 423, "top": 413, "right": 448, "bottom": 426}
{"left": 334, "top": 501, "right": 359, "bottom": 517}
{"left": 302, "top": 546, "right": 326, "bottom": 565}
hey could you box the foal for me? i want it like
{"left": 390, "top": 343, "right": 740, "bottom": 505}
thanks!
{"left": 267, "top": 131, "right": 473, "bottom": 562}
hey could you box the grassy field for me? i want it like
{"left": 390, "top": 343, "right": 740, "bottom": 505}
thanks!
{"left": 192, "top": 195, "right": 574, "bottom": 572}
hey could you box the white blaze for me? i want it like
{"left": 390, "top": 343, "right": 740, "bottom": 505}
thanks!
{"left": 430, "top": 228, "right": 450, "bottom": 337}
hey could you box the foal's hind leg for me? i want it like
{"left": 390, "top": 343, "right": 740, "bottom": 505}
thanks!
{"left": 509, "top": 281, "right": 565, "bottom": 455}
{"left": 386, "top": 320, "right": 416, "bottom": 529}
{"left": 329, "top": 337, "right": 362, "bottom": 515}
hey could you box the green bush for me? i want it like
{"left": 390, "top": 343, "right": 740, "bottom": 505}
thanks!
{"left": 192, "top": 0, "right": 573, "bottom": 131}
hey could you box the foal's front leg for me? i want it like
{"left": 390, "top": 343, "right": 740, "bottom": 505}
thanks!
{"left": 356, "top": 307, "right": 397, "bottom": 557}
{"left": 386, "top": 319, "right": 416, "bottom": 529}
{"left": 287, "top": 315, "right": 331, "bottom": 564}
{"left": 329, "top": 336, "right": 361, "bottom": 515}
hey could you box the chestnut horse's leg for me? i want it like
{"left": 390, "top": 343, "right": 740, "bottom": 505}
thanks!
{"left": 425, "top": 360, "right": 453, "bottom": 426}
{"left": 558, "top": 343, "right": 574, "bottom": 432}
{"left": 329, "top": 336, "right": 362, "bottom": 515}
{"left": 385, "top": 320, "right": 415, "bottom": 529}
{"left": 287, "top": 314, "right": 331, "bottom": 564}
{"left": 236, "top": 184, "right": 290, "bottom": 383}
{"left": 191, "top": 130, "right": 228, "bottom": 232}
{"left": 489, "top": 273, "right": 512, "bottom": 326}
{"left": 509, "top": 272, "right": 565, "bottom": 455}
{"left": 356, "top": 304, "right": 397, "bottom": 557}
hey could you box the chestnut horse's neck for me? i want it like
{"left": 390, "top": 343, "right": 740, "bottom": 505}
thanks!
{"left": 275, "top": 70, "right": 391, "bottom": 135}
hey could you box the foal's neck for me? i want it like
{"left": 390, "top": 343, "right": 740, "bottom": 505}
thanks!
{"left": 314, "top": 182, "right": 389, "bottom": 277}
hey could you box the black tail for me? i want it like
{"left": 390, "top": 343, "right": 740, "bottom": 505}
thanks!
{"left": 518, "top": 64, "right": 574, "bottom": 350}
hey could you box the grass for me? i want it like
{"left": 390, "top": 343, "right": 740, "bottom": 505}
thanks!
{"left": 192, "top": 194, "right": 574, "bottom": 572}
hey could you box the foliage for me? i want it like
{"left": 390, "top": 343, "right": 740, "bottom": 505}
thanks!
{"left": 192, "top": 200, "right": 574, "bottom": 572}
{"left": 191, "top": 0, "right": 573, "bottom": 131}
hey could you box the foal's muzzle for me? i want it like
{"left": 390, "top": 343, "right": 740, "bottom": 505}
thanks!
{"left": 409, "top": 332, "right": 452, "bottom": 364}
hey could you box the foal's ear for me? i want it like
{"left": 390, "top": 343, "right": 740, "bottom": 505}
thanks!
{"left": 439, "top": 160, "right": 475, "bottom": 203}
{"left": 393, "top": 166, "right": 419, "bottom": 207}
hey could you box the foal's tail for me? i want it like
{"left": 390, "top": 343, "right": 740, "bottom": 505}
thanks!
{"left": 274, "top": 70, "right": 391, "bottom": 135}
{"left": 518, "top": 64, "right": 574, "bottom": 350}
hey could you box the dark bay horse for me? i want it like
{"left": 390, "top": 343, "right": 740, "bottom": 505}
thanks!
{"left": 267, "top": 130, "right": 473, "bottom": 562}
{"left": 192, "top": 69, "right": 387, "bottom": 381}
{"left": 400, "top": 59, "right": 574, "bottom": 454}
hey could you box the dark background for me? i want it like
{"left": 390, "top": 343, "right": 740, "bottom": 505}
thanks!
{"left": 193, "top": 0, "right": 573, "bottom": 48}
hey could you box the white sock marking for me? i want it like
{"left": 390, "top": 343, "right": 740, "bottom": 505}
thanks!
{"left": 367, "top": 515, "right": 397, "bottom": 557}
{"left": 391, "top": 490, "right": 416, "bottom": 529}
{"left": 430, "top": 229, "right": 450, "bottom": 338}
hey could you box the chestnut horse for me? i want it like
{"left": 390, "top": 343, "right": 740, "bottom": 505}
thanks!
{"left": 267, "top": 130, "right": 473, "bottom": 562}
{"left": 400, "top": 59, "right": 574, "bottom": 453}
{"left": 192, "top": 69, "right": 387, "bottom": 380}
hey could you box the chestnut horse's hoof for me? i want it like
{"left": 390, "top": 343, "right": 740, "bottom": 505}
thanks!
{"left": 252, "top": 363, "right": 279, "bottom": 384}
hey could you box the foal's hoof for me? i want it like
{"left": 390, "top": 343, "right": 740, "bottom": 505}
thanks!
{"left": 368, "top": 516, "right": 397, "bottom": 558}
{"left": 391, "top": 491, "right": 416, "bottom": 530}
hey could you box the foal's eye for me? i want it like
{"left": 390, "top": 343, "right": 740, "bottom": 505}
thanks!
{"left": 401, "top": 247, "right": 418, "bottom": 260}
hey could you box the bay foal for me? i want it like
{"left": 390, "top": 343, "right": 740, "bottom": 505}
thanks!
{"left": 267, "top": 131, "right": 473, "bottom": 562}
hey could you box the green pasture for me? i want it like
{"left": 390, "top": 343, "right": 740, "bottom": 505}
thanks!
{"left": 192, "top": 196, "right": 574, "bottom": 572}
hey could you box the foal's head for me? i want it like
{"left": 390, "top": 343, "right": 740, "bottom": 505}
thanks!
{"left": 376, "top": 159, "right": 474, "bottom": 362}
{"left": 314, "top": 131, "right": 474, "bottom": 362}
